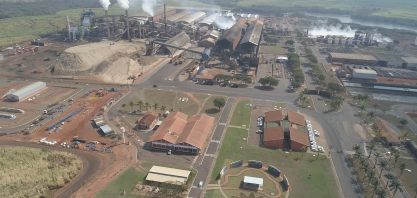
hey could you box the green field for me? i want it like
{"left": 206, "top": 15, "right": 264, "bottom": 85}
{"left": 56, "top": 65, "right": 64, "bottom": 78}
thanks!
{"left": 229, "top": 99, "right": 252, "bottom": 127}
{"left": 199, "top": 95, "right": 228, "bottom": 119}
{"left": 259, "top": 43, "right": 288, "bottom": 55}
{"left": 210, "top": 127, "right": 340, "bottom": 198}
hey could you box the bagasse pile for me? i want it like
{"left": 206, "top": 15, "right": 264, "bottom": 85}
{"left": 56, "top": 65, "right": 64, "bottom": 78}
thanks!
{"left": 0, "top": 146, "right": 83, "bottom": 198}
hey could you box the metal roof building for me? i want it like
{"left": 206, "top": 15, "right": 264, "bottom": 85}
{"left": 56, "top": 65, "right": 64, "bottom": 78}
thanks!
{"left": 328, "top": 52, "right": 378, "bottom": 65}
{"left": 217, "top": 18, "right": 248, "bottom": 50}
{"left": 167, "top": 11, "right": 190, "bottom": 24}
{"left": 7, "top": 81, "right": 46, "bottom": 102}
{"left": 146, "top": 165, "right": 191, "bottom": 185}
{"left": 100, "top": 125, "right": 113, "bottom": 134}
{"left": 157, "top": 31, "right": 191, "bottom": 55}
{"left": 177, "top": 12, "right": 206, "bottom": 24}
{"left": 199, "top": 13, "right": 219, "bottom": 27}
{"left": 240, "top": 20, "right": 263, "bottom": 54}
{"left": 243, "top": 176, "right": 263, "bottom": 190}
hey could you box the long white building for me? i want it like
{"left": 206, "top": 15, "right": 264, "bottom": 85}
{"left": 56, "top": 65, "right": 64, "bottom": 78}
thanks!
{"left": 7, "top": 81, "right": 46, "bottom": 102}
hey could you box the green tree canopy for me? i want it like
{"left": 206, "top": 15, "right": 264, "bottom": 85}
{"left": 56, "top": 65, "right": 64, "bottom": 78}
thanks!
{"left": 213, "top": 98, "right": 226, "bottom": 110}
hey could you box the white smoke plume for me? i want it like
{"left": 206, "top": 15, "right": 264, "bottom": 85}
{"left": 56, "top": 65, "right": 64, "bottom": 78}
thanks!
{"left": 215, "top": 17, "right": 235, "bottom": 29}
{"left": 117, "top": 0, "right": 129, "bottom": 10}
{"left": 99, "top": 0, "right": 111, "bottom": 10}
{"left": 309, "top": 23, "right": 356, "bottom": 37}
{"left": 142, "top": 0, "right": 157, "bottom": 17}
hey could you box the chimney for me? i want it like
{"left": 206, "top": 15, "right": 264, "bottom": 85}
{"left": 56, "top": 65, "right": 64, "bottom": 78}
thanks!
{"left": 105, "top": 10, "right": 111, "bottom": 38}
{"left": 164, "top": 4, "right": 167, "bottom": 32}
{"left": 126, "top": 10, "right": 131, "bottom": 41}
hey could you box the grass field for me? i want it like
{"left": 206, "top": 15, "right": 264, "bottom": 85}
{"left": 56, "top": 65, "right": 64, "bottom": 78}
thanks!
{"left": 302, "top": 95, "right": 316, "bottom": 111}
{"left": 210, "top": 127, "right": 339, "bottom": 198}
{"left": 199, "top": 95, "right": 227, "bottom": 119}
{"left": 274, "top": 103, "right": 287, "bottom": 109}
{"left": 0, "top": 146, "right": 82, "bottom": 198}
{"left": 259, "top": 43, "right": 289, "bottom": 55}
{"left": 229, "top": 99, "right": 252, "bottom": 127}
{"left": 94, "top": 167, "right": 146, "bottom": 198}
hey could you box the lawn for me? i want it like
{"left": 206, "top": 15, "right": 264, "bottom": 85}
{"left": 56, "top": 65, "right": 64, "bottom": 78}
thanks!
{"left": 94, "top": 167, "right": 146, "bottom": 198}
{"left": 204, "top": 190, "right": 224, "bottom": 198}
{"left": 229, "top": 99, "right": 252, "bottom": 127}
{"left": 210, "top": 127, "right": 339, "bottom": 198}
{"left": 199, "top": 95, "right": 227, "bottom": 119}
{"left": 274, "top": 103, "right": 287, "bottom": 109}
{"left": 301, "top": 95, "right": 316, "bottom": 111}
{"left": 259, "top": 43, "right": 288, "bottom": 55}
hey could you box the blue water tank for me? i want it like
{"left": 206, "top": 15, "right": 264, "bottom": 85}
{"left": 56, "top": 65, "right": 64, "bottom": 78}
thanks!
{"left": 202, "top": 47, "right": 211, "bottom": 61}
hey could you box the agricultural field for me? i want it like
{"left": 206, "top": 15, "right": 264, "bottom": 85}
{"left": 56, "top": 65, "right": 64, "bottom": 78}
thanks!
{"left": 0, "top": 146, "right": 82, "bottom": 198}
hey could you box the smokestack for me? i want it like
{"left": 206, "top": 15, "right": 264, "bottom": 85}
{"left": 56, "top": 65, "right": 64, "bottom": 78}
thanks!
{"left": 164, "top": 4, "right": 167, "bottom": 33}
{"left": 66, "top": 15, "right": 71, "bottom": 42}
{"left": 126, "top": 10, "right": 131, "bottom": 41}
{"left": 105, "top": 10, "right": 111, "bottom": 38}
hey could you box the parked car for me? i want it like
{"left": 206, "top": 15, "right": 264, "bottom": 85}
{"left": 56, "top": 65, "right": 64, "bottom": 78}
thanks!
{"left": 219, "top": 83, "right": 226, "bottom": 87}
{"left": 230, "top": 84, "right": 238, "bottom": 88}
{"left": 167, "top": 150, "right": 172, "bottom": 155}
{"left": 257, "top": 120, "right": 263, "bottom": 127}
{"left": 198, "top": 181, "right": 203, "bottom": 188}
{"left": 256, "top": 130, "right": 263, "bottom": 134}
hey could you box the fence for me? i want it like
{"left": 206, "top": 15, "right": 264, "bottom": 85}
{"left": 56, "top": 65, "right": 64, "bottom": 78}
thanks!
{"left": 46, "top": 107, "right": 85, "bottom": 130}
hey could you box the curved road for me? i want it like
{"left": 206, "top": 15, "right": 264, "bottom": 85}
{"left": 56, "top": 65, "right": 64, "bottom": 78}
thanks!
{"left": 0, "top": 141, "right": 102, "bottom": 198}
{"left": 392, "top": 104, "right": 417, "bottom": 133}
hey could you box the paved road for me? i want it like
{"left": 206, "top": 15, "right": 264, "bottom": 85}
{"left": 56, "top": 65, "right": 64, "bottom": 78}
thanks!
{"left": 0, "top": 140, "right": 102, "bottom": 198}
{"left": 392, "top": 104, "right": 417, "bottom": 133}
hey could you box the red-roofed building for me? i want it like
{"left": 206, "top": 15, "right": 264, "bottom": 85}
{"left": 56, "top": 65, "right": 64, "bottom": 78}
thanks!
{"left": 136, "top": 112, "right": 159, "bottom": 130}
{"left": 289, "top": 128, "right": 309, "bottom": 150}
{"left": 287, "top": 111, "right": 306, "bottom": 126}
{"left": 263, "top": 127, "right": 285, "bottom": 148}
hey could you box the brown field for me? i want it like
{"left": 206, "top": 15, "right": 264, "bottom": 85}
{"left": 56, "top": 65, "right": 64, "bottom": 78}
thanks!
{"left": 377, "top": 76, "right": 417, "bottom": 86}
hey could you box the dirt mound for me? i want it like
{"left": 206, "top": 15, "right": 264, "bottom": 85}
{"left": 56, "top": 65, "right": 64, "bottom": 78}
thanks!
{"left": 52, "top": 41, "right": 144, "bottom": 72}
{"left": 138, "top": 56, "right": 158, "bottom": 65}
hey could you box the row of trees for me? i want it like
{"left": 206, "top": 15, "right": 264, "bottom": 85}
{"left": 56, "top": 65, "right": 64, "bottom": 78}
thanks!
{"left": 214, "top": 74, "right": 252, "bottom": 84}
{"left": 303, "top": 45, "right": 327, "bottom": 88}
{"left": 258, "top": 76, "right": 279, "bottom": 87}
{"left": 287, "top": 52, "right": 305, "bottom": 88}
{"left": 121, "top": 101, "right": 169, "bottom": 114}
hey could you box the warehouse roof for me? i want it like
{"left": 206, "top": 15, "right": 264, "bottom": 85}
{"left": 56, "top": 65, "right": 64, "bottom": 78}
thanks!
{"left": 329, "top": 53, "right": 377, "bottom": 61}
{"left": 163, "top": 32, "right": 191, "bottom": 54}
{"left": 240, "top": 20, "right": 263, "bottom": 45}
{"left": 100, "top": 125, "right": 113, "bottom": 134}
{"left": 218, "top": 18, "right": 248, "bottom": 43}
{"left": 176, "top": 114, "right": 215, "bottom": 149}
{"left": 374, "top": 119, "right": 400, "bottom": 143}
{"left": 401, "top": 56, "right": 417, "bottom": 64}
{"left": 264, "top": 110, "right": 284, "bottom": 123}
{"left": 289, "top": 128, "right": 310, "bottom": 146}
{"left": 177, "top": 12, "right": 206, "bottom": 24}
{"left": 202, "top": 30, "right": 220, "bottom": 40}
{"left": 137, "top": 112, "right": 159, "bottom": 126}
{"left": 168, "top": 11, "right": 190, "bottom": 22}
{"left": 199, "top": 13, "right": 219, "bottom": 25}
{"left": 287, "top": 111, "right": 305, "bottom": 126}
{"left": 147, "top": 112, "right": 188, "bottom": 144}
{"left": 9, "top": 81, "right": 46, "bottom": 97}
{"left": 146, "top": 165, "right": 190, "bottom": 184}
{"left": 352, "top": 69, "right": 377, "bottom": 75}
{"left": 263, "top": 127, "right": 284, "bottom": 141}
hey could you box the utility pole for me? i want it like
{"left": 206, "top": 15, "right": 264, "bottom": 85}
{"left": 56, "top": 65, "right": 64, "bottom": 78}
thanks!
{"left": 164, "top": 4, "right": 167, "bottom": 33}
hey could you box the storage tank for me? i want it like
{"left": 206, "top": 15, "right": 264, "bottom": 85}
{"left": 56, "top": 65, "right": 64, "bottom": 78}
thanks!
{"left": 347, "top": 38, "right": 353, "bottom": 45}
{"left": 333, "top": 37, "right": 339, "bottom": 44}
{"left": 340, "top": 37, "right": 346, "bottom": 45}
{"left": 327, "top": 38, "right": 333, "bottom": 44}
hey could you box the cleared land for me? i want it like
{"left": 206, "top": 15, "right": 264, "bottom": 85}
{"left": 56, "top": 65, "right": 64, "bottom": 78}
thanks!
{"left": 0, "top": 146, "right": 82, "bottom": 198}
{"left": 259, "top": 43, "right": 289, "bottom": 55}
{"left": 210, "top": 127, "right": 339, "bottom": 198}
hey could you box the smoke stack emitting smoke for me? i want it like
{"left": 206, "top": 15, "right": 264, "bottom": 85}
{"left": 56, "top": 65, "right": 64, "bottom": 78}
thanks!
{"left": 142, "top": 0, "right": 157, "bottom": 17}
{"left": 117, "top": 0, "right": 129, "bottom": 10}
{"left": 99, "top": 0, "right": 111, "bottom": 10}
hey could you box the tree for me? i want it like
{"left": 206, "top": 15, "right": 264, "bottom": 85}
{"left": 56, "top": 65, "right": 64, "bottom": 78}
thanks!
{"left": 169, "top": 108, "right": 174, "bottom": 113}
{"left": 362, "top": 164, "right": 371, "bottom": 179}
{"left": 400, "top": 118, "right": 408, "bottom": 127}
{"left": 353, "top": 144, "right": 361, "bottom": 153}
{"left": 153, "top": 102, "right": 158, "bottom": 112}
{"left": 300, "top": 147, "right": 306, "bottom": 158}
{"left": 399, "top": 162, "right": 407, "bottom": 177}
{"left": 213, "top": 98, "right": 226, "bottom": 110}
{"left": 160, "top": 105, "right": 166, "bottom": 113}
{"left": 305, "top": 100, "right": 310, "bottom": 107}
{"left": 393, "top": 152, "right": 401, "bottom": 167}
{"left": 144, "top": 102, "right": 150, "bottom": 112}
{"left": 137, "top": 100, "right": 144, "bottom": 110}
{"left": 327, "top": 82, "right": 344, "bottom": 93}
{"left": 288, "top": 47, "right": 295, "bottom": 53}
{"left": 389, "top": 180, "right": 403, "bottom": 197}
{"left": 375, "top": 187, "right": 387, "bottom": 198}
{"left": 373, "top": 152, "right": 382, "bottom": 168}
{"left": 285, "top": 40, "right": 294, "bottom": 46}
{"left": 384, "top": 173, "right": 395, "bottom": 188}
{"left": 50, "top": 66, "right": 55, "bottom": 75}
{"left": 378, "top": 160, "right": 388, "bottom": 177}
{"left": 370, "top": 178, "right": 380, "bottom": 196}
{"left": 121, "top": 103, "right": 127, "bottom": 112}
{"left": 258, "top": 76, "right": 279, "bottom": 87}
{"left": 359, "top": 105, "right": 366, "bottom": 113}
{"left": 367, "top": 143, "right": 376, "bottom": 158}
{"left": 129, "top": 101, "right": 134, "bottom": 110}
{"left": 367, "top": 170, "right": 376, "bottom": 183}
{"left": 389, "top": 147, "right": 397, "bottom": 160}
{"left": 367, "top": 111, "right": 376, "bottom": 120}
{"left": 374, "top": 128, "right": 384, "bottom": 141}
{"left": 362, "top": 94, "right": 370, "bottom": 104}
{"left": 373, "top": 103, "right": 379, "bottom": 110}
{"left": 399, "top": 130, "right": 416, "bottom": 141}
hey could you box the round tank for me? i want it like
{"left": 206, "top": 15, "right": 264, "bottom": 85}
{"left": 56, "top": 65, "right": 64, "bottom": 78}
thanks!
{"left": 347, "top": 38, "right": 353, "bottom": 45}
{"left": 340, "top": 38, "right": 347, "bottom": 45}
{"left": 333, "top": 38, "right": 339, "bottom": 44}
{"left": 327, "top": 38, "right": 333, "bottom": 44}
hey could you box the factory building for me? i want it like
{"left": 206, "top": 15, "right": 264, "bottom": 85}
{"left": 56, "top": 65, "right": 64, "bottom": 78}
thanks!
{"left": 352, "top": 69, "right": 377, "bottom": 80}
{"left": 240, "top": 20, "right": 263, "bottom": 54}
{"left": 176, "top": 12, "right": 206, "bottom": 25}
{"left": 216, "top": 18, "right": 248, "bottom": 50}
{"left": 401, "top": 57, "right": 417, "bottom": 70}
{"left": 7, "top": 81, "right": 46, "bottom": 102}
{"left": 167, "top": 11, "right": 190, "bottom": 24}
{"left": 157, "top": 31, "right": 190, "bottom": 55}
{"left": 199, "top": 13, "right": 219, "bottom": 27}
{"left": 328, "top": 53, "right": 378, "bottom": 65}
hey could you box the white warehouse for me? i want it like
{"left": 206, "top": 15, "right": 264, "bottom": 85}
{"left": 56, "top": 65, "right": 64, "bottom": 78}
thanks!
{"left": 352, "top": 69, "right": 377, "bottom": 80}
{"left": 7, "top": 81, "right": 46, "bottom": 102}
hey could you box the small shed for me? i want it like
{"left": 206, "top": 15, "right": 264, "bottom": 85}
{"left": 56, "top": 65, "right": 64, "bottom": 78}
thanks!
{"left": 243, "top": 176, "right": 263, "bottom": 190}
{"left": 100, "top": 125, "right": 115, "bottom": 136}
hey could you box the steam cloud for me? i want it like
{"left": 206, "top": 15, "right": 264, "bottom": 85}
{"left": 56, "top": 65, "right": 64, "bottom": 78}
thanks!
{"left": 99, "top": 0, "right": 111, "bottom": 10}
{"left": 117, "top": 0, "right": 129, "bottom": 10}
{"left": 142, "top": 0, "right": 157, "bottom": 17}
{"left": 309, "top": 23, "right": 356, "bottom": 37}
{"left": 215, "top": 17, "right": 235, "bottom": 29}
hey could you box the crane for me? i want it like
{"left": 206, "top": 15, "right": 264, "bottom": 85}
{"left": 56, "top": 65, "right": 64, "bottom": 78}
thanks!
{"left": 8, "top": 36, "right": 21, "bottom": 50}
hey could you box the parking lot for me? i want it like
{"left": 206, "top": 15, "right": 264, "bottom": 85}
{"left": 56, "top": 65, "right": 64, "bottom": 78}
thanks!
{"left": 304, "top": 116, "right": 329, "bottom": 154}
